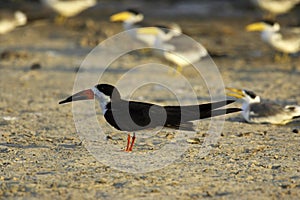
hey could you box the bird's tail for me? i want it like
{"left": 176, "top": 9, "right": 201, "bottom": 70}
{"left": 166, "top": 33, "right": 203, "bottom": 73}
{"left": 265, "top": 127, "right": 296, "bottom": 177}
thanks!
{"left": 198, "top": 100, "right": 237, "bottom": 111}
{"left": 164, "top": 99, "right": 241, "bottom": 124}
{"left": 198, "top": 100, "right": 241, "bottom": 119}
{"left": 200, "top": 108, "right": 242, "bottom": 119}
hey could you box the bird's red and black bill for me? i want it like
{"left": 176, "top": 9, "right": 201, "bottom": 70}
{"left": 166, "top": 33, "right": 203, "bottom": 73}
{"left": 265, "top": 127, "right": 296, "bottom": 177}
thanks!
{"left": 59, "top": 89, "right": 94, "bottom": 104}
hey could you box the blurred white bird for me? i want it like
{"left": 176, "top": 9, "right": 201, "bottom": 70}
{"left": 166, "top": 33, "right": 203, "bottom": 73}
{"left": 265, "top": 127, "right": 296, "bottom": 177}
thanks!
{"left": 41, "top": 0, "right": 96, "bottom": 18}
{"left": 110, "top": 9, "right": 181, "bottom": 46}
{"left": 246, "top": 20, "right": 300, "bottom": 58}
{"left": 227, "top": 87, "right": 300, "bottom": 125}
{"left": 110, "top": 9, "right": 208, "bottom": 72}
{"left": 0, "top": 11, "right": 27, "bottom": 34}
{"left": 251, "top": 0, "right": 300, "bottom": 18}
{"left": 153, "top": 24, "right": 208, "bottom": 72}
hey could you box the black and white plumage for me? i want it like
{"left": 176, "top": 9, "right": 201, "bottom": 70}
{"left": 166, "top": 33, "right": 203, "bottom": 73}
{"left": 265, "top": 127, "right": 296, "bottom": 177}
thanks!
{"left": 226, "top": 87, "right": 300, "bottom": 125}
{"left": 110, "top": 9, "right": 208, "bottom": 71}
{"left": 246, "top": 20, "right": 300, "bottom": 54}
{"left": 60, "top": 84, "right": 241, "bottom": 151}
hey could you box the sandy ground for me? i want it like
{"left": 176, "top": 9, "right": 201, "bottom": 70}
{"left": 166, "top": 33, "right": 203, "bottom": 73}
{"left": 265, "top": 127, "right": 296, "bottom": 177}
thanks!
{"left": 1, "top": 1, "right": 300, "bottom": 199}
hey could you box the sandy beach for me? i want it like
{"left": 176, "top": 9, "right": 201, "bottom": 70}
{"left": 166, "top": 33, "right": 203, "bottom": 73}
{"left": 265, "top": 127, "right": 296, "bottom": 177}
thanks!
{"left": 1, "top": 1, "right": 300, "bottom": 199}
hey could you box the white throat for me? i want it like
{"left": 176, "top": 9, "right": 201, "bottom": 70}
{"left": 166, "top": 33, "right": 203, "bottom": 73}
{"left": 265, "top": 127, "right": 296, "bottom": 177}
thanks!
{"left": 91, "top": 87, "right": 110, "bottom": 114}
{"left": 242, "top": 95, "right": 261, "bottom": 108}
{"left": 250, "top": 96, "right": 260, "bottom": 103}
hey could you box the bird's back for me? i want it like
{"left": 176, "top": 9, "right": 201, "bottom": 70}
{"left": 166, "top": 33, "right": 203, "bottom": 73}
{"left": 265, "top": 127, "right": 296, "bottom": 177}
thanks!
{"left": 247, "top": 102, "right": 300, "bottom": 124}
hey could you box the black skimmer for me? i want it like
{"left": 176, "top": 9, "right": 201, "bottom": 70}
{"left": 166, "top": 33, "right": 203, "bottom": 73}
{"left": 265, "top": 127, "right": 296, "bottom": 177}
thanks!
{"left": 226, "top": 87, "right": 300, "bottom": 125}
{"left": 60, "top": 84, "right": 241, "bottom": 151}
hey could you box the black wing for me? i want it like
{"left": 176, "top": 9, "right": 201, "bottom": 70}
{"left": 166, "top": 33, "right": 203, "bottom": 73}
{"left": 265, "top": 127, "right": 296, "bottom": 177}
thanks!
{"left": 104, "top": 100, "right": 166, "bottom": 131}
{"left": 163, "top": 100, "right": 240, "bottom": 129}
{"left": 164, "top": 100, "right": 237, "bottom": 121}
{"left": 104, "top": 100, "right": 240, "bottom": 132}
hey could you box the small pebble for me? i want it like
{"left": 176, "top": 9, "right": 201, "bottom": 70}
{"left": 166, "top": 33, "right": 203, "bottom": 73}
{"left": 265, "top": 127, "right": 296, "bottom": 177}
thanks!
{"left": 1, "top": 50, "right": 28, "bottom": 60}
{"left": 292, "top": 129, "right": 298, "bottom": 134}
{"left": 186, "top": 138, "right": 201, "bottom": 144}
{"left": 165, "top": 133, "right": 174, "bottom": 139}
{"left": 30, "top": 63, "right": 41, "bottom": 70}
{"left": 3, "top": 116, "right": 17, "bottom": 121}
{"left": 74, "top": 66, "right": 80, "bottom": 72}
{"left": 1, "top": 50, "right": 15, "bottom": 59}
{"left": 95, "top": 178, "right": 107, "bottom": 184}
{"left": 106, "top": 135, "right": 113, "bottom": 140}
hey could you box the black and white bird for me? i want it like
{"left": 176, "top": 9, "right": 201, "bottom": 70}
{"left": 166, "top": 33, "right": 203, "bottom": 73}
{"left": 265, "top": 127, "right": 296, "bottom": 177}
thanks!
{"left": 226, "top": 87, "right": 300, "bottom": 125}
{"left": 59, "top": 84, "right": 241, "bottom": 151}
{"left": 110, "top": 9, "right": 182, "bottom": 46}
{"left": 246, "top": 20, "right": 300, "bottom": 55}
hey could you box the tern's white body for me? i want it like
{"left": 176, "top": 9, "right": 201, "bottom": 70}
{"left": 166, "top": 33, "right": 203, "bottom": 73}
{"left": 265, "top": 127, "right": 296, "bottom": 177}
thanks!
{"left": 132, "top": 25, "right": 182, "bottom": 47}
{"left": 242, "top": 98, "right": 300, "bottom": 125}
{"left": 227, "top": 88, "right": 300, "bottom": 125}
{"left": 261, "top": 24, "right": 300, "bottom": 54}
{"left": 154, "top": 32, "right": 208, "bottom": 68}
{"left": 247, "top": 21, "right": 300, "bottom": 54}
{"left": 0, "top": 11, "right": 27, "bottom": 34}
{"left": 251, "top": 0, "right": 300, "bottom": 15}
{"left": 41, "top": 0, "right": 96, "bottom": 17}
{"left": 111, "top": 10, "right": 182, "bottom": 47}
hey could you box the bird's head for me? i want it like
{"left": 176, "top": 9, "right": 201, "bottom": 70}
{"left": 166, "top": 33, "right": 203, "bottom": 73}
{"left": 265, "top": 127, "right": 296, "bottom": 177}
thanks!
{"left": 110, "top": 9, "right": 143, "bottom": 24}
{"left": 246, "top": 20, "right": 280, "bottom": 32}
{"left": 14, "top": 11, "right": 27, "bottom": 26}
{"left": 226, "top": 87, "right": 261, "bottom": 104}
{"left": 59, "top": 84, "right": 121, "bottom": 105}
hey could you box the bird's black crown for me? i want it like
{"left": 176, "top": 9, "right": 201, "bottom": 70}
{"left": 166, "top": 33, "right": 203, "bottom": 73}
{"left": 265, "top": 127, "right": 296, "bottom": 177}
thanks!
{"left": 96, "top": 84, "right": 120, "bottom": 99}
{"left": 126, "top": 9, "right": 140, "bottom": 15}
{"left": 262, "top": 20, "right": 275, "bottom": 26}
{"left": 244, "top": 90, "right": 257, "bottom": 99}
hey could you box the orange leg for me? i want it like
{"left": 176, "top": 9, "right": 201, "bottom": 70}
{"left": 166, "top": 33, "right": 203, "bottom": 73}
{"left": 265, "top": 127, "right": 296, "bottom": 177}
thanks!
{"left": 125, "top": 134, "right": 131, "bottom": 151}
{"left": 125, "top": 133, "right": 136, "bottom": 152}
{"left": 128, "top": 133, "right": 136, "bottom": 152}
